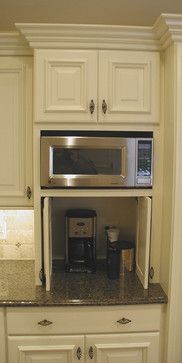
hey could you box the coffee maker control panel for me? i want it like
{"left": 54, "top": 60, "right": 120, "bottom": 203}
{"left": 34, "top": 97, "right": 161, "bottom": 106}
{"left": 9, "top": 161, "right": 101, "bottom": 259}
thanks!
{"left": 69, "top": 218, "right": 93, "bottom": 238}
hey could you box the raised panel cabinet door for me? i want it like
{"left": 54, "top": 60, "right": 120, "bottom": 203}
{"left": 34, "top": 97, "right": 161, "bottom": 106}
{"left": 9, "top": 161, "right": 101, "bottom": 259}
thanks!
{"left": 34, "top": 49, "right": 97, "bottom": 123}
{"left": 8, "top": 335, "right": 84, "bottom": 363}
{"left": 86, "top": 332, "right": 159, "bottom": 363}
{"left": 99, "top": 50, "right": 160, "bottom": 124}
{"left": 0, "top": 57, "right": 33, "bottom": 206}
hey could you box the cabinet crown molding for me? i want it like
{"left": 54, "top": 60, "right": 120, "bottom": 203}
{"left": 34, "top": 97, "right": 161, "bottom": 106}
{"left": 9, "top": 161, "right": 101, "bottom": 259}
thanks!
{"left": 153, "top": 13, "right": 182, "bottom": 49}
{"left": 0, "top": 32, "right": 32, "bottom": 55}
{"left": 15, "top": 14, "right": 182, "bottom": 51}
{"left": 15, "top": 23, "right": 159, "bottom": 51}
{"left": 0, "top": 13, "right": 182, "bottom": 54}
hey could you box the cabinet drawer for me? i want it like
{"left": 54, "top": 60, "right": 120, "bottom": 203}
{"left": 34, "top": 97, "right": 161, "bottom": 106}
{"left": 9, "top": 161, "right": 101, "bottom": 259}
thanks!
{"left": 7, "top": 305, "right": 162, "bottom": 335}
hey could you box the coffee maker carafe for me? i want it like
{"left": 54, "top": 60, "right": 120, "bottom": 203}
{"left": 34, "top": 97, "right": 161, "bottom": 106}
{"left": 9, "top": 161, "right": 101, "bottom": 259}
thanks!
{"left": 65, "top": 209, "right": 96, "bottom": 273}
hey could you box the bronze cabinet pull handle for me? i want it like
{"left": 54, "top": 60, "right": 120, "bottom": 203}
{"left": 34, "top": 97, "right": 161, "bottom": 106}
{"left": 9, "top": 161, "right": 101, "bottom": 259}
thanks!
{"left": 102, "top": 99, "right": 107, "bottom": 114}
{"left": 89, "top": 99, "right": 95, "bottom": 114}
{"left": 89, "top": 346, "right": 94, "bottom": 359}
{"left": 26, "top": 186, "right": 32, "bottom": 199}
{"left": 38, "top": 319, "right": 53, "bottom": 326}
{"left": 76, "top": 347, "right": 82, "bottom": 360}
{"left": 117, "top": 317, "right": 131, "bottom": 325}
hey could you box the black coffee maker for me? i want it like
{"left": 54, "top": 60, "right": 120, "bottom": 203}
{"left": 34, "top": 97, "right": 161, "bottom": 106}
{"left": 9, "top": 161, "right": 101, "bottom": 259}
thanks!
{"left": 65, "top": 209, "right": 96, "bottom": 273}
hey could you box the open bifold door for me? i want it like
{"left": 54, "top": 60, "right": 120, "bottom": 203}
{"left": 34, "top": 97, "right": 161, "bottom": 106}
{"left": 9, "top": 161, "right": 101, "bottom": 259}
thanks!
{"left": 136, "top": 196, "right": 152, "bottom": 289}
{"left": 43, "top": 197, "right": 53, "bottom": 291}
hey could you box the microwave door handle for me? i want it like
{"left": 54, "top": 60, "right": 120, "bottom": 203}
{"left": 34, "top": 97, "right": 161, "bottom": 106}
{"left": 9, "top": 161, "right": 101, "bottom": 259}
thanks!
{"left": 121, "top": 146, "right": 126, "bottom": 179}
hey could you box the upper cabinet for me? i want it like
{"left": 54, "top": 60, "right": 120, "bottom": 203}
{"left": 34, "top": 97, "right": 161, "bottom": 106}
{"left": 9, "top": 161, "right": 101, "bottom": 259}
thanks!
{"left": 0, "top": 57, "right": 33, "bottom": 207}
{"left": 99, "top": 51, "right": 160, "bottom": 125}
{"left": 34, "top": 49, "right": 160, "bottom": 126}
{"left": 34, "top": 50, "right": 97, "bottom": 124}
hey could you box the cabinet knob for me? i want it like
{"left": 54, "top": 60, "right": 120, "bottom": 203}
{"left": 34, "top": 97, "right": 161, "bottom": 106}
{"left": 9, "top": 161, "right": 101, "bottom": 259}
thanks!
{"left": 48, "top": 177, "right": 55, "bottom": 184}
{"left": 117, "top": 317, "right": 131, "bottom": 325}
{"left": 89, "top": 99, "right": 95, "bottom": 114}
{"left": 38, "top": 319, "right": 53, "bottom": 326}
{"left": 102, "top": 99, "right": 107, "bottom": 114}
{"left": 26, "top": 186, "right": 32, "bottom": 199}
{"left": 89, "top": 346, "right": 94, "bottom": 359}
{"left": 76, "top": 347, "right": 82, "bottom": 360}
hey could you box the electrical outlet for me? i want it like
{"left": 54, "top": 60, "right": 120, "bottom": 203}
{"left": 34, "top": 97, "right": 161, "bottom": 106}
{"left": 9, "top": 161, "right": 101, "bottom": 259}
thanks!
{"left": 0, "top": 221, "right": 7, "bottom": 240}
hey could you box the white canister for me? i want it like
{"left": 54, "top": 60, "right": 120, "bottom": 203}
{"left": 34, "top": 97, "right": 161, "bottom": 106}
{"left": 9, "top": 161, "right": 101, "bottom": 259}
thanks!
{"left": 107, "top": 228, "right": 120, "bottom": 243}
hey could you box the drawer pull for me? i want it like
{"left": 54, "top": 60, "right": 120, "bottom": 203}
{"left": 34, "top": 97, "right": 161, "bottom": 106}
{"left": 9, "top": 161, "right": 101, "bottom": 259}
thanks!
{"left": 89, "top": 346, "right": 94, "bottom": 359}
{"left": 117, "top": 317, "right": 131, "bottom": 325}
{"left": 38, "top": 319, "right": 53, "bottom": 327}
{"left": 76, "top": 347, "right": 82, "bottom": 360}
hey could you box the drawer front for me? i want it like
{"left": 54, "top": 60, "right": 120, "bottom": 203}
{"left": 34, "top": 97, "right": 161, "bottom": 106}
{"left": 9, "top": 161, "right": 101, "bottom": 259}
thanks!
{"left": 7, "top": 305, "right": 162, "bottom": 335}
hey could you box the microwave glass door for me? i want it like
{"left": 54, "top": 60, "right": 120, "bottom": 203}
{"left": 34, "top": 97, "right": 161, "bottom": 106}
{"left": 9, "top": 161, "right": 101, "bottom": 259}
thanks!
{"left": 53, "top": 148, "right": 121, "bottom": 176}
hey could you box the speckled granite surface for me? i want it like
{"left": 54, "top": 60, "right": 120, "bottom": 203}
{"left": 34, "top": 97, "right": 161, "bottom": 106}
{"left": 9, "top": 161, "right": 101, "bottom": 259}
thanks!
{"left": 0, "top": 260, "right": 167, "bottom": 306}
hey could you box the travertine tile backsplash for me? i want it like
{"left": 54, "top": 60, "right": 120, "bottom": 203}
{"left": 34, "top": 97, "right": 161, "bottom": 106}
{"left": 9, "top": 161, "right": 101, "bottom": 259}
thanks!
{"left": 0, "top": 210, "right": 34, "bottom": 259}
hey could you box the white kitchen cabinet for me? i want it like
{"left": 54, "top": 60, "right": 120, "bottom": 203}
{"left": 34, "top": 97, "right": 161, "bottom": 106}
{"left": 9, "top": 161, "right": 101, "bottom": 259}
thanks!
{"left": 6, "top": 306, "right": 162, "bottom": 363}
{"left": 86, "top": 333, "right": 159, "bottom": 363}
{"left": 98, "top": 51, "right": 160, "bottom": 125}
{"left": 0, "top": 57, "right": 33, "bottom": 207}
{"left": 35, "top": 49, "right": 97, "bottom": 123}
{"left": 8, "top": 335, "right": 84, "bottom": 363}
{"left": 34, "top": 49, "right": 159, "bottom": 125}
{"left": 7, "top": 333, "right": 159, "bottom": 363}
{"left": 0, "top": 309, "right": 6, "bottom": 363}
{"left": 42, "top": 196, "right": 152, "bottom": 292}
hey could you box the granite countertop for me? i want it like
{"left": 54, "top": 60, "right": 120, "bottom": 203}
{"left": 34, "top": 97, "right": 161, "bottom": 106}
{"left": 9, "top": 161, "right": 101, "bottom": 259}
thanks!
{"left": 0, "top": 260, "right": 168, "bottom": 306}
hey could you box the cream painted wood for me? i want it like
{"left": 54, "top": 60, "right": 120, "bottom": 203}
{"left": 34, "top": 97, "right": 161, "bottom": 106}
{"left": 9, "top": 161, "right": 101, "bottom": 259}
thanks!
{"left": 0, "top": 309, "right": 6, "bottom": 363}
{"left": 161, "top": 43, "right": 182, "bottom": 363}
{"left": 136, "top": 197, "right": 152, "bottom": 289}
{"left": 34, "top": 49, "right": 97, "bottom": 123}
{"left": 15, "top": 23, "right": 160, "bottom": 52}
{"left": 43, "top": 197, "right": 53, "bottom": 291}
{"left": 99, "top": 51, "right": 160, "bottom": 125}
{"left": 0, "top": 32, "right": 32, "bottom": 56}
{"left": 0, "top": 56, "right": 33, "bottom": 206}
{"left": 85, "top": 333, "right": 160, "bottom": 363}
{"left": 40, "top": 188, "right": 153, "bottom": 198}
{"left": 34, "top": 49, "right": 159, "bottom": 126}
{"left": 16, "top": 16, "right": 182, "bottom": 52}
{"left": 8, "top": 335, "right": 84, "bottom": 363}
{"left": 6, "top": 305, "right": 162, "bottom": 335}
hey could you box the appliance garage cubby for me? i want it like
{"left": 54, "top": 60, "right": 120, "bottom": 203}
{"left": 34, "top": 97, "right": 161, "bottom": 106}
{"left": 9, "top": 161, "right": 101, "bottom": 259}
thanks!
{"left": 42, "top": 195, "right": 152, "bottom": 292}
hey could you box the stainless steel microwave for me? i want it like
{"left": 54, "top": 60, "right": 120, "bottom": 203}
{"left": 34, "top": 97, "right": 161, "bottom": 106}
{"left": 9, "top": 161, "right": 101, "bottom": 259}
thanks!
{"left": 40, "top": 133, "right": 153, "bottom": 188}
